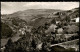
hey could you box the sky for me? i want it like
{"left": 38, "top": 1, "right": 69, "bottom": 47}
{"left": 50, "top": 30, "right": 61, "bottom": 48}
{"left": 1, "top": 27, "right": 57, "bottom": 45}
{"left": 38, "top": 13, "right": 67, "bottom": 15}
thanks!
{"left": 1, "top": 2, "right": 79, "bottom": 14}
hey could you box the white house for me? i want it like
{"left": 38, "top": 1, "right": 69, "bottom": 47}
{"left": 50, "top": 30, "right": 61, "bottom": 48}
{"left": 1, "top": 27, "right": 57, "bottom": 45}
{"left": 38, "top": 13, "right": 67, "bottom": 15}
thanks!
{"left": 76, "top": 17, "right": 79, "bottom": 22}
{"left": 71, "top": 17, "right": 79, "bottom": 23}
{"left": 19, "top": 28, "right": 26, "bottom": 35}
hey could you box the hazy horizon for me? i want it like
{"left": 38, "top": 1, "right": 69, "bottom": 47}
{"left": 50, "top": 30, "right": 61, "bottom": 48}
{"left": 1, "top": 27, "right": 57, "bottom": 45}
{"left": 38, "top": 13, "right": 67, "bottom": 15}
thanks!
{"left": 1, "top": 2, "right": 79, "bottom": 14}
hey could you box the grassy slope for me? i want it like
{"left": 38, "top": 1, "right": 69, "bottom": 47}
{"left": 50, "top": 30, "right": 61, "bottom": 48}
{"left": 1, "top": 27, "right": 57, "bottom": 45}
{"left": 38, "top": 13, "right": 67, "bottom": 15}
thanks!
{"left": 59, "top": 39, "right": 79, "bottom": 51}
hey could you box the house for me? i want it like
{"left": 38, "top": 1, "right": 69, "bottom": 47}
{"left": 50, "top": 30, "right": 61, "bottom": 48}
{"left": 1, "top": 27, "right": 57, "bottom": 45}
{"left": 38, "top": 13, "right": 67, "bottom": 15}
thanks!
{"left": 56, "top": 21, "right": 60, "bottom": 24}
{"left": 19, "top": 28, "right": 26, "bottom": 35}
{"left": 76, "top": 17, "right": 79, "bottom": 22}
{"left": 19, "top": 25, "right": 32, "bottom": 35}
{"left": 71, "top": 17, "right": 79, "bottom": 23}
{"left": 57, "top": 28, "right": 63, "bottom": 34}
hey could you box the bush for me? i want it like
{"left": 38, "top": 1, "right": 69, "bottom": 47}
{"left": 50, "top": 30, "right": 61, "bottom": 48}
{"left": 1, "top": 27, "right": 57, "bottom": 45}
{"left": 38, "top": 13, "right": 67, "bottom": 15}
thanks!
{"left": 51, "top": 18, "right": 56, "bottom": 24}
{"left": 63, "top": 25, "right": 79, "bottom": 34}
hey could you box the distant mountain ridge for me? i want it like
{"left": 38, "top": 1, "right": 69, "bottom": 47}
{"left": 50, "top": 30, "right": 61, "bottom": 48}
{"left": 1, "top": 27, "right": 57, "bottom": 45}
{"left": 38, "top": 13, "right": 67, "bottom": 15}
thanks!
{"left": 1, "top": 7, "right": 79, "bottom": 29}
{"left": 1, "top": 9, "right": 62, "bottom": 22}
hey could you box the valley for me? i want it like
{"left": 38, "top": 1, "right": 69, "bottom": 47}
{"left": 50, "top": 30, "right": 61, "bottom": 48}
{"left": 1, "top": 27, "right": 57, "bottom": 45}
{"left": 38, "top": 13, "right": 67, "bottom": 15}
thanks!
{"left": 1, "top": 7, "right": 79, "bottom": 52}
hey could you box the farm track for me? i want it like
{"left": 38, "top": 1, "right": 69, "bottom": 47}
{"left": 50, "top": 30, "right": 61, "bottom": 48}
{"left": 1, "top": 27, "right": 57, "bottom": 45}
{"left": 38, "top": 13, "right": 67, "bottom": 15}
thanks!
{"left": 51, "top": 39, "right": 79, "bottom": 47}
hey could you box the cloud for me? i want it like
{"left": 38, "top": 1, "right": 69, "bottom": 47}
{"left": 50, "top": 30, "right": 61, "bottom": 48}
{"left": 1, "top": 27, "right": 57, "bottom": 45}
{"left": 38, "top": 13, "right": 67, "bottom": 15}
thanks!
{"left": 1, "top": 2, "right": 79, "bottom": 14}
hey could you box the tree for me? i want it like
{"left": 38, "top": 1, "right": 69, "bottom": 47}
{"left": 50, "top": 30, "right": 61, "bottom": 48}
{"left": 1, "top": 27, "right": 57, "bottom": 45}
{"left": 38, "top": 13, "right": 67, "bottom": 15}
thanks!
{"left": 44, "top": 22, "right": 50, "bottom": 30}
{"left": 12, "top": 18, "right": 19, "bottom": 26}
{"left": 65, "top": 15, "right": 70, "bottom": 22}
{"left": 51, "top": 18, "right": 56, "bottom": 24}
{"left": 6, "top": 38, "right": 13, "bottom": 46}
{"left": 4, "top": 38, "right": 14, "bottom": 52}
{"left": 1, "top": 22, "right": 13, "bottom": 38}
{"left": 31, "top": 39, "right": 36, "bottom": 49}
{"left": 41, "top": 42, "right": 47, "bottom": 52}
{"left": 57, "top": 22, "right": 62, "bottom": 28}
